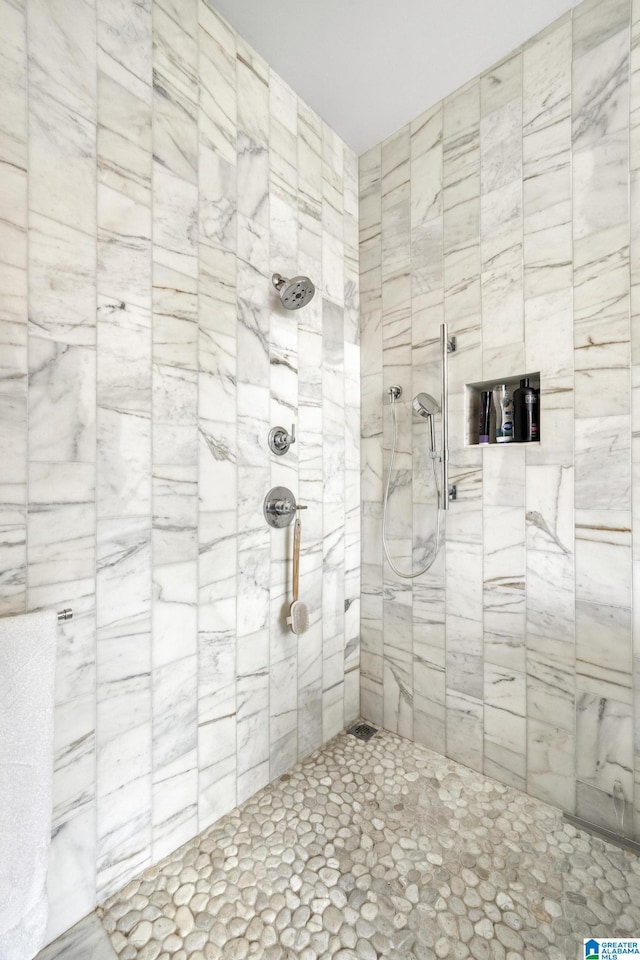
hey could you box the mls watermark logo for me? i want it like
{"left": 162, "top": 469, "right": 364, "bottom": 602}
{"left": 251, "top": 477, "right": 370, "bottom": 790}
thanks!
{"left": 585, "top": 939, "right": 640, "bottom": 958}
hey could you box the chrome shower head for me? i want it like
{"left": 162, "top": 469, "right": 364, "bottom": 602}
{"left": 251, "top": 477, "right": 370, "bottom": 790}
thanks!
{"left": 272, "top": 273, "right": 315, "bottom": 310}
{"left": 413, "top": 392, "right": 439, "bottom": 419}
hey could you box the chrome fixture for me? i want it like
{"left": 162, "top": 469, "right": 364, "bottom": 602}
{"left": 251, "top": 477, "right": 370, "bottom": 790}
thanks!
{"left": 268, "top": 424, "right": 296, "bottom": 456}
{"left": 272, "top": 273, "right": 315, "bottom": 310}
{"left": 264, "top": 487, "right": 308, "bottom": 528}
{"left": 440, "top": 324, "right": 451, "bottom": 511}
{"left": 412, "top": 392, "right": 439, "bottom": 419}
{"left": 57, "top": 608, "right": 73, "bottom": 622}
{"left": 412, "top": 392, "right": 439, "bottom": 459}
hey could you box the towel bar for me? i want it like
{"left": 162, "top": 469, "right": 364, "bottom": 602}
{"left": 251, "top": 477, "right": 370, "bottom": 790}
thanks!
{"left": 57, "top": 608, "right": 73, "bottom": 622}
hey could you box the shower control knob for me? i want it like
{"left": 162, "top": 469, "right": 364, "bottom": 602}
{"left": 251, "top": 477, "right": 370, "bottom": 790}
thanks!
{"left": 268, "top": 424, "right": 296, "bottom": 456}
{"left": 264, "top": 486, "right": 297, "bottom": 528}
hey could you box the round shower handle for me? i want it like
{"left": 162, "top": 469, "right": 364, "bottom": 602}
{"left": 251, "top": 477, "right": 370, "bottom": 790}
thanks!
{"left": 268, "top": 424, "right": 296, "bottom": 456}
{"left": 264, "top": 486, "right": 297, "bottom": 528}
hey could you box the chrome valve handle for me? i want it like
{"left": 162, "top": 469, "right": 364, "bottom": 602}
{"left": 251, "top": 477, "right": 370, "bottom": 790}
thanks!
{"left": 268, "top": 424, "right": 296, "bottom": 456}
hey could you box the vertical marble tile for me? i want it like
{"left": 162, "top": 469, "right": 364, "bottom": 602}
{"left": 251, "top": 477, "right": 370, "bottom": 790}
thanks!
{"left": 484, "top": 449, "right": 525, "bottom": 674}
{"left": 527, "top": 718, "right": 575, "bottom": 812}
{"left": 28, "top": 0, "right": 97, "bottom": 466}
{"left": 0, "top": 0, "right": 27, "bottom": 615}
{"left": 151, "top": 654, "right": 198, "bottom": 861}
{"left": 576, "top": 599, "right": 633, "bottom": 703}
{"left": 96, "top": 16, "right": 152, "bottom": 519}
{"left": 483, "top": 664, "right": 526, "bottom": 790}
{"left": 151, "top": 0, "right": 199, "bottom": 861}
{"left": 198, "top": 511, "right": 237, "bottom": 825}
{"left": 481, "top": 54, "right": 524, "bottom": 362}
{"left": 576, "top": 691, "right": 634, "bottom": 833}
{"left": 96, "top": 517, "right": 151, "bottom": 899}
{"left": 44, "top": 807, "right": 96, "bottom": 944}
{"left": 446, "top": 690, "right": 483, "bottom": 774}
{"left": 576, "top": 509, "right": 632, "bottom": 608}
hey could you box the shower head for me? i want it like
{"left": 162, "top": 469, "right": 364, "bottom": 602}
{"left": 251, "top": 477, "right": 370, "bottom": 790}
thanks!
{"left": 272, "top": 273, "right": 315, "bottom": 310}
{"left": 413, "top": 392, "right": 439, "bottom": 419}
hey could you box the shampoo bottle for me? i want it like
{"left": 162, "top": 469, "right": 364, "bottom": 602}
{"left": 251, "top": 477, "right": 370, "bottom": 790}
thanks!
{"left": 478, "top": 391, "right": 491, "bottom": 444}
{"left": 514, "top": 378, "right": 539, "bottom": 442}
{"left": 495, "top": 384, "right": 513, "bottom": 444}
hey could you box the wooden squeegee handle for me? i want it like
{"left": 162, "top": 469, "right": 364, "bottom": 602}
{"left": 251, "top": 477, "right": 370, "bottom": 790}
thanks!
{"left": 293, "top": 517, "right": 301, "bottom": 602}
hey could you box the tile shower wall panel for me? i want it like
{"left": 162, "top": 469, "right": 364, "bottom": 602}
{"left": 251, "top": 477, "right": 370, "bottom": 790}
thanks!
{"left": 360, "top": 0, "right": 640, "bottom": 837}
{"left": 0, "top": 0, "right": 359, "bottom": 946}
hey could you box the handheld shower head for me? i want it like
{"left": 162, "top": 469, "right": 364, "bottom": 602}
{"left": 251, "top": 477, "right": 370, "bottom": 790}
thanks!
{"left": 412, "top": 392, "right": 439, "bottom": 419}
{"left": 272, "top": 273, "right": 315, "bottom": 310}
{"left": 413, "top": 392, "right": 439, "bottom": 456}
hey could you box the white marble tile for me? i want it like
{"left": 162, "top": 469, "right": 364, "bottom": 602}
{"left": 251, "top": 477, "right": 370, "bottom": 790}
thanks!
{"left": 484, "top": 664, "right": 526, "bottom": 762}
{"left": 576, "top": 508, "right": 632, "bottom": 608}
{"left": 573, "top": 0, "right": 630, "bottom": 60}
{"left": 573, "top": 26, "right": 629, "bottom": 152}
{"left": 526, "top": 631, "right": 575, "bottom": 733}
{"left": 575, "top": 415, "right": 631, "bottom": 510}
{"left": 576, "top": 599, "right": 633, "bottom": 703}
{"left": 151, "top": 761, "right": 197, "bottom": 864}
{"left": 52, "top": 695, "right": 95, "bottom": 830}
{"left": 152, "top": 561, "right": 197, "bottom": 667}
{"left": 576, "top": 691, "right": 634, "bottom": 803}
{"left": 97, "top": 0, "right": 151, "bottom": 98}
{"left": 445, "top": 614, "right": 482, "bottom": 699}
{"left": 198, "top": 420, "right": 236, "bottom": 510}
{"left": 28, "top": 462, "right": 95, "bottom": 594}
{"left": 198, "top": 0, "right": 236, "bottom": 162}
{"left": 97, "top": 297, "right": 151, "bottom": 518}
{"left": 236, "top": 38, "right": 268, "bottom": 145}
{"left": 410, "top": 104, "right": 443, "bottom": 228}
{"left": 237, "top": 671, "right": 269, "bottom": 778}
{"left": 237, "top": 133, "right": 269, "bottom": 227}
{"left": 152, "top": 653, "right": 198, "bottom": 860}
{"left": 36, "top": 912, "right": 116, "bottom": 960}
{"left": 526, "top": 548, "right": 575, "bottom": 645}
{"left": 526, "top": 464, "right": 573, "bottom": 554}
{"left": 446, "top": 690, "right": 483, "bottom": 773}
{"left": 28, "top": 0, "right": 96, "bottom": 122}
{"left": 30, "top": 91, "right": 96, "bottom": 235}
{"left": 44, "top": 807, "right": 96, "bottom": 945}
{"left": 198, "top": 714, "right": 236, "bottom": 831}
{"left": 527, "top": 719, "right": 575, "bottom": 812}
{"left": 96, "top": 710, "right": 151, "bottom": 899}
{"left": 574, "top": 135, "right": 629, "bottom": 240}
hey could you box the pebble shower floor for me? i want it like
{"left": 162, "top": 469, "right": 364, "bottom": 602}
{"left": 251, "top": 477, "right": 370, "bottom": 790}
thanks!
{"left": 98, "top": 726, "right": 640, "bottom": 960}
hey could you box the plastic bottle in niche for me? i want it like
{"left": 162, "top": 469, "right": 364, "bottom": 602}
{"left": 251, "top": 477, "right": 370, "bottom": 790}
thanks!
{"left": 478, "top": 391, "right": 492, "bottom": 444}
{"left": 514, "top": 378, "right": 539, "bottom": 442}
{"left": 494, "top": 384, "right": 513, "bottom": 443}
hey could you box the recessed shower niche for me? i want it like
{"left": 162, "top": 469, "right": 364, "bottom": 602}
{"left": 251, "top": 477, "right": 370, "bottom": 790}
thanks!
{"left": 465, "top": 372, "right": 540, "bottom": 446}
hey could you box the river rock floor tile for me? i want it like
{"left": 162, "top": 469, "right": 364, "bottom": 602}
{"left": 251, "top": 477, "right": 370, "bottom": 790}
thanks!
{"left": 98, "top": 725, "right": 640, "bottom": 960}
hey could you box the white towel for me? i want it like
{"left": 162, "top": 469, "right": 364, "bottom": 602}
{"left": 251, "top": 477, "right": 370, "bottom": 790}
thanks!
{"left": 0, "top": 611, "right": 57, "bottom": 960}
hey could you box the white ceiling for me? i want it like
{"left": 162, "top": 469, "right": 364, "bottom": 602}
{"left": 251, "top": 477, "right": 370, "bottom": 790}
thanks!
{"left": 212, "top": 0, "right": 581, "bottom": 155}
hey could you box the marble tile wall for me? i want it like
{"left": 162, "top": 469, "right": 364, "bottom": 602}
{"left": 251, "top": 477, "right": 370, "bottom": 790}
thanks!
{"left": 360, "top": 0, "right": 640, "bottom": 840}
{"left": 0, "top": 0, "right": 359, "bottom": 945}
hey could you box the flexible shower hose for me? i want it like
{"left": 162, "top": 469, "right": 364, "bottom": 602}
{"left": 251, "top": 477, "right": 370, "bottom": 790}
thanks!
{"left": 382, "top": 395, "right": 442, "bottom": 580}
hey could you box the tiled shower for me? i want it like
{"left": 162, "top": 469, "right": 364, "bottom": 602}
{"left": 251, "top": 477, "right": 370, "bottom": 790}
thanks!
{"left": 360, "top": 0, "right": 640, "bottom": 845}
{"left": 1, "top": 0, "right": 359, "bottom": 943}
{"left": 1, "top": 0, "right": 640, "bottom": 953}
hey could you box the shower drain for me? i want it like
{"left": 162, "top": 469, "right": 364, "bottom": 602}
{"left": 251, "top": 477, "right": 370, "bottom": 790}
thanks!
{"left": 347, "top": 721, "right": 378, "bottom": 742}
